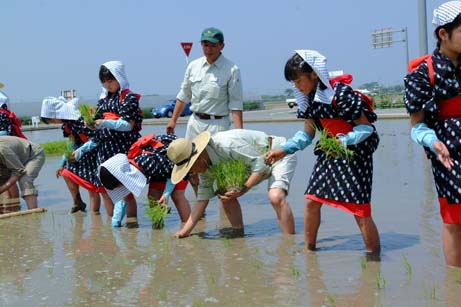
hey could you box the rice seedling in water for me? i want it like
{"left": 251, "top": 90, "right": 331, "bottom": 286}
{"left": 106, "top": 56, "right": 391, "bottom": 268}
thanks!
{"left": 456, "top": 271, "right": 461, "bottom": 284}
{"left": 375, "top": 272, "right": 386, "bottom": 289}
{"left": 326, "top": 294, "right": 337, "bottom": 307}
{"left": 250, "top": 258, "right": 264, "bottom": 270}
{"left": 315, "top": 129, "right": 354, "bottom": 161}
{"left": 430, "top": 287, "right": 437, "bottom": 300}
{"left": 207, "top": 159, "right": 250, "bottom": 195}
{"left": 159, "top": 288, "right": 167, "bottom": 301}
{"left": 78, "top": 104, "right": 98, "bottom": 129}
{"left": 145, "top": 197, "right": 169, "bottom": 229}
{"left": 360, "top": 257, "right": 368, "bottom": 270}
{"left": 291, "top": 266, "right": 300, "bottom": 279}
{"left": 402, "top": 254, "right": 412, "bottom": 279}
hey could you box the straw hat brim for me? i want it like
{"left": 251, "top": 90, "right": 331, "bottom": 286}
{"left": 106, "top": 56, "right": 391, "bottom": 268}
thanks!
{"left": 171, "top": 131, "right": 211, "bottom": 184}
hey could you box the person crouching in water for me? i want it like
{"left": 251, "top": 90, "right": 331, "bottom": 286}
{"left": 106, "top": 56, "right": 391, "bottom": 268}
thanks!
{"left": 98, "top": 134, "right": 190, "bottom": 227}
{"left": 265, "top": 50, "right": 380, "bottom": 258}
{"left": 167, "top": 129, "right": 297, "bottom": 238}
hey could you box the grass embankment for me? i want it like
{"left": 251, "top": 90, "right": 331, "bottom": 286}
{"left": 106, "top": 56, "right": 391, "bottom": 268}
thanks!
{"left": 41, "top": 140, "right": 67, "bottom": 156}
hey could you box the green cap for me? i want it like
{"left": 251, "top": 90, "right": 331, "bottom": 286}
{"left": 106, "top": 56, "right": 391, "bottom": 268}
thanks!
{"left": 200, "top": 27, "right": 224, "bottom": 43}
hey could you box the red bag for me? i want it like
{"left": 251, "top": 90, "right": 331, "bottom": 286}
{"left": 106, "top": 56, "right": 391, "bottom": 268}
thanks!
{"left": 127, "top": 133, "right": 164, "bottom": 159}
{"left": 329, "top": 74, "right": 374, "bottom": 111}
{"left": 408, "top": 54, "right": 434, "bottom": 86}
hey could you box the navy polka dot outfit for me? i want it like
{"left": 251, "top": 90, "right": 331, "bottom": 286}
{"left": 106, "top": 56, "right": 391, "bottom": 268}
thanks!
{"left": 132, "top": 134, "right": 177, "bottom": 182}
{"left": 61, "top": 118, "right": 102, "bottom": 191}
{"left": 405, "top": 48, "right": 461, "bottom": 222}
{"left": 298, "top": 83, "right": 379, "bottom": 213}
{"left": 93, "top": 91, "right": 142, "bottom": 164}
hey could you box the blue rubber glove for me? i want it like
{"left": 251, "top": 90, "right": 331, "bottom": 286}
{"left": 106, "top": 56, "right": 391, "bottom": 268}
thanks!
{"left": 97, "top": 119, "right": 131, "bottom": 131}
{"left": 281, "top": 130, "right": 313, "bottom": 154}
{"left": 0, "top": 130, "right": 8, "bottom": 136}
{"left": 162, "top": 178, "right": 176, "bottom": 203}
{"left": 58, "top": 154, "right": 67, "bottom": 168}
{"left": 112, "top": 200, "right": 127, "bottom": 227}
{"left": 337, "top": 124, "right": 374, "bottom": 147}
{"left": 75, "top": 139, "right": 99, "bottom": 161}
{"left": 411, "top": 122, "right": 439, "bottom": 154}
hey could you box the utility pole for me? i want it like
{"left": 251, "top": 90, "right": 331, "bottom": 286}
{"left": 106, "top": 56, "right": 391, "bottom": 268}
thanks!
{"left": 418, "top": 0, "right": 428, "bottom": 55}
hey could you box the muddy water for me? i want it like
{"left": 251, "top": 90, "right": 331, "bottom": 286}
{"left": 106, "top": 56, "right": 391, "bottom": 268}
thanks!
{"left": 1, "top": 119, "right": 460, "bottom": 306}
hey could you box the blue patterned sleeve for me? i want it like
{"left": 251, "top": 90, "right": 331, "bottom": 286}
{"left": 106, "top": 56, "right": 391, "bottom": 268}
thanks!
{"left": 404, "top": 62, "right": 434, "bottom": 115}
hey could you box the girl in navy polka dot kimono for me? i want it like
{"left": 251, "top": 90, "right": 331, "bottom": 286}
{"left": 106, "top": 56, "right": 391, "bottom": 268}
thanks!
{"left": 265, "top": 50, "right": 380, "bottom": 257}
{"left": 78, "top": 61, "right": 143, "bottom": 226}
{"left": 404, "top": 1, "right": 461, "bottom": 267}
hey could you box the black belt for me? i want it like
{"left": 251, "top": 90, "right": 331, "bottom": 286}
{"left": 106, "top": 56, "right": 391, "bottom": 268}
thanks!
{"left": 194, "top": 112, "right": 225, "bottom": 120}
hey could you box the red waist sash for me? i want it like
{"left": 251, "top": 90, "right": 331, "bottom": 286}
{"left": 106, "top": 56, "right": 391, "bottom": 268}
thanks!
{"left": 319, "top": 118, "right": 353, "bottom": 137}
{"left": 438, "top": 96, "right": 461, "bottom": 120}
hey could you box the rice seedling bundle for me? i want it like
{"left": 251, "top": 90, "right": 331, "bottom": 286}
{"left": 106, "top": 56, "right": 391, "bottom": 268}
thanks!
{"left": 145, "top": 197, "right": 169, "bottom": 229}
{"left": 315, "top": 129, "right": 354, "bottom": 161}
{"left": 208, "top": 159, "right": 250, "bottom": 195}
{"left": 78, "top": 104, "right": 98, "bottom": 128}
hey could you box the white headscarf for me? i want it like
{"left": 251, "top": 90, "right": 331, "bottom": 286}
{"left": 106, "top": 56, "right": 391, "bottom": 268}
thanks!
{"left": 295, "top": 50, "right": 334, "bottom": 104}
{"left": 40, "top": 96, "right": 81, "bottom": 120}
{"left": 0, "top": 90, "right": 9, "bottom": 109}
{"left": 101, "top": 61, "right": 130, "bottom": 98}
{"left": 433, "top": 1, "right": 461, "bottom": 27}
{"left": 99, "top": 154, "right": 146, "bottom": 203}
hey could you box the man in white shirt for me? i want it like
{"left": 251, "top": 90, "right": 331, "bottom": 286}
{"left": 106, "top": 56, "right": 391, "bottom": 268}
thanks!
{"left": 166, "top": 27, "right": 243, "bottom": 140}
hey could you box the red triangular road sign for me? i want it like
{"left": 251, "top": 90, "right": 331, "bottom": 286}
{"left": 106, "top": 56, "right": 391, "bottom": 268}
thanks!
{"left": 181, "top": 42, "right": 193, "bottom": 57}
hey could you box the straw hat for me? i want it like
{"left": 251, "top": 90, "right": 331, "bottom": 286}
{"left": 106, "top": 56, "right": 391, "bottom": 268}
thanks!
{"left": 167, "top": 131, "right": 211, "bottom": 184}
{"left": 99, "top": 154, "right": 147, "bottom": 203}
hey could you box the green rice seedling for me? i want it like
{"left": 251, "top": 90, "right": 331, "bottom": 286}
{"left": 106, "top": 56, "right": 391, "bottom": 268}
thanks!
{"left": 207, "top": 159, "right": 250, "bottom": 195}
{"left": 430, "top": 287, "right": 437, "bottom": 300}
{"left": 361, "top": 257, "right": 368, "bottom": 270}
{"left": 456, "top": 271, "right": 461, "bottom": 284}
{"left": 220, "top": 237, "right": 232, "bottom": 247}
{"left": 159, "top": 288, "right": 167, "bottom": 301}
{"left": 315, "top": 129, "right": 354, "bottom": 161}
{"left": 78, "top": 104, "right": 98, "bottom": 129}
{"left": 64, "top": 140, "right": 75, "bottom": 161}
{"left": 291, "top": 266, "right": 300, "bottom": 279}
{"left": 145, "top": 197, "right": 169, "bottom": 229}
{"left": 326, "top": 294, "right": 337, "bottom": 307}
{"left": 402, "top": 255, "right": 412, "bottom": 279}
{"left": 376, "top": 272, "right": 387, "bottom": 289}
{"left": 250, "top": 258, "right": 264, "bottom": 270}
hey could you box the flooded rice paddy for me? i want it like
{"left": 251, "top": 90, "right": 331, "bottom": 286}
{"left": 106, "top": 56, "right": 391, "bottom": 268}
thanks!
{"left": 1, "top": 120, "right": 460, "bottom": 306}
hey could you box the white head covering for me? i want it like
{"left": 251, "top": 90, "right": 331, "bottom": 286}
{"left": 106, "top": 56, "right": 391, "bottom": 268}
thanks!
{"left": 0, "top": 90, "right": 9, "bottom": 109}
{"left": 40, "top": 96, "right": 81, "bottom": 120}
{"left": 295, "top": 50, "right": 334, "bottom": 104}
{"left": 99, "top": 154, "right": 146, "bottom": 203}
{"left": 433, "top": 1, "right": 461, "bottom": 27}
{"left": 101, "top": 60, "right": 130, "bottom": 94}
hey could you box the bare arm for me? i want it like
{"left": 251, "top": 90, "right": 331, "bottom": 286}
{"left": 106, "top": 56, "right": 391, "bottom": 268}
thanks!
{"left": 166, "top": 99, "right": 187, "bottom": 135}
{"left": 174, "top": 199, "right": 209, "bottom": 238}
{"left": 231, "top": 110, "right": 243, "bottom": 129}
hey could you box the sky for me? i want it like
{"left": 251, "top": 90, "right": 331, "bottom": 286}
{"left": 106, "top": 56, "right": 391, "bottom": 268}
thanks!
{"left": 0, "top": 0, "right": 449, "bottom": 103}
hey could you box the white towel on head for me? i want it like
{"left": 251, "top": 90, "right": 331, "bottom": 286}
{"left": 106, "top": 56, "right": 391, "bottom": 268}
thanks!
{"left": 40, "top": 96, "right": 81, "bottom": 120}
{"left": 101, "top": 60, "right": 130, "bottom": 92}
{"left": 294, "top": 50, "right": 334, "bottom": 105}
{"left": 433, "top": 1, "right": 461, "bottom": 27}
{"left": 99, "top": 154, "right": 146, "bottom": 203}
